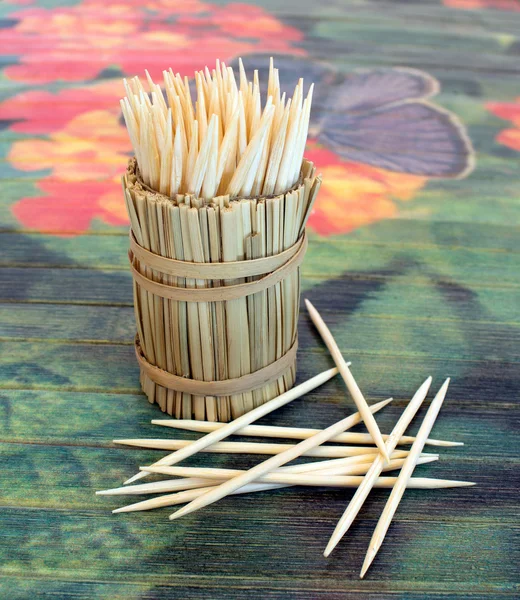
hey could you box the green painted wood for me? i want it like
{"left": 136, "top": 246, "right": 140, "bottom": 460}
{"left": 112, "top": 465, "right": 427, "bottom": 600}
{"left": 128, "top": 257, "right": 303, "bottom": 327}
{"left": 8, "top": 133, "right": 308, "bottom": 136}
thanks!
{"left": 0, "top": 390, "right": 517, "bottom": 449}
{"left": 3, "top": 221, "right": 520, "bottom": 269}
{"left": 0, "top": 507, "right": 517, "bottom": 594}
{"left": 1, "top": 304, "right": 519, "bottom": 366}
{"left": 1, "top": 340, "right": 518, "bottom": 408}
{"left": 1, "top": 578, "right": 514, "bottom": 600}
{"left": 1, "top": 0, "right": 519, "bottom": 596}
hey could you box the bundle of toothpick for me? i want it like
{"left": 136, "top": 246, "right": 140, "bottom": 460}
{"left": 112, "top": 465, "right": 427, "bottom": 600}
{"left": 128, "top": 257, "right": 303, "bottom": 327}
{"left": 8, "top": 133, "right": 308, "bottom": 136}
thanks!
{"left": 98, "top": 303, "right": 475, "bottom": 578}
{"left": 121, "top": 58, "right": 320, "bottom": 421}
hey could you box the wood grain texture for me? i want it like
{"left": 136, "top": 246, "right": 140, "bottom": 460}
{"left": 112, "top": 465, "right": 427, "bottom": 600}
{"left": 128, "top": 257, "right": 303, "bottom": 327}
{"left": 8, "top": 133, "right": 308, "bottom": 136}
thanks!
{"left": 1, "top": 0, "right": 519, "bottom": 597}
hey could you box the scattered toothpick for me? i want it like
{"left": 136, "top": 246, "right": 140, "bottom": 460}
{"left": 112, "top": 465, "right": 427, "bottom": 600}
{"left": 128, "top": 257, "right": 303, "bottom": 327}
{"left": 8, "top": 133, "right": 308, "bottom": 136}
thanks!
{"left": 323, "top": 376, "right": 433, "bottom": 557}
{"left": 114, "top": 437, "right": 399, "bottom": 459}
{"left": 151, "top": 419, "right": 462, "bottom": 447}
{"left": 305, "top": 300, "right": 390, "bottom": 462}
{"left": 97, "top": 331, "right": 474, "bottom": 576}
{"left": 167, "top": 397, "right": 396, "bottom": 522}
{"left": 360, "top": 378, "right": 455, "bottom": 578}
{"left": 141, "top": 455, "right": 437, "bottom": 485}
{"left": 112, "top": 475, "right": 473, "bottom": 514}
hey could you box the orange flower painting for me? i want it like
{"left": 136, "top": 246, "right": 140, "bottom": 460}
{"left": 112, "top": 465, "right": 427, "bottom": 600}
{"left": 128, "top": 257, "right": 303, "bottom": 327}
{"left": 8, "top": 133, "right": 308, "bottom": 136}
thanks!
{"left": 486, "top": 98, "right": 520, "bottom": 152}
{"left": 0, "top": 0, "right": 302, "bottom": 83}
{"left": 0, "top": 3, "right": 474, "bottom": 236}
{"left": 304, "top": 142, "right": 426, "bottom": 236}
{"left": 1, "top": 82, "right": 130, "bottom": 233}
{"left": 444, "top": 0, "right": 520, "bottom": 10}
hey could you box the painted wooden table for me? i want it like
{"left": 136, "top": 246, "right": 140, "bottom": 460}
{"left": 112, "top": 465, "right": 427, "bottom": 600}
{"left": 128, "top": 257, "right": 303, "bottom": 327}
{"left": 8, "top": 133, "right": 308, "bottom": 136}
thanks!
{"left": 0, "top": 0, "right": 519, "bottom": 598}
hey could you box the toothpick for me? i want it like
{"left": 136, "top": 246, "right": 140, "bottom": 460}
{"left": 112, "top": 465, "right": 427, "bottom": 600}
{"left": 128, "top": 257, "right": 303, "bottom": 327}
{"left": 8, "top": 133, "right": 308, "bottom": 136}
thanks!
{"left": 167, "top": 397, "right": 397, "bottom": 522}
{"left": 151, "top": 419, "right": 461, "bottom": 447}
{"left": 122, "top": 367, "right": 340, "bottom": 485}
{"left": 143, "top": 455, "right": 436, "bottom": 484}
{"left": 105, "top": 455, "right": 378, "bottom": 498}
{"left": 122, "top": 59, "right": 314, "bottom": 199}
{"left": 114, "top": 476, "right": 474, "bottom": 514}
{"left": 360, "top": 378, "right": 460, "bottom": 578}
{"left": 305, "top": 299, "right": 390, "bottom": 462}
{"left": 114, "top": 438, "right": 396, "bottom": 458}
{"left": 323, "top": 376, "right": 433, "bottom": 558}
{"left": 96, "top": 477, "right": 215, "bottom": 496}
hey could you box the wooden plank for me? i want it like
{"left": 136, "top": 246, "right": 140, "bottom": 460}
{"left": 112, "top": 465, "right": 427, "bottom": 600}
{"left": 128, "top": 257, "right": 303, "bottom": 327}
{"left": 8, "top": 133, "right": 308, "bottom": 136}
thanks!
{"left": 0, "top": 507, "right": 516, "bottom": 593}
{"left": 0, "top": 439, "right": 514, "bottom": 518}
{"left": 1, "top": 390, "right": 518, "bottom": 459}
{"left": 0, "top": 230, "right": 520, "bottom": 286}
{"left": 0, "top": 340, "right": 518, "bottom": 408}
{"left": 1, "top": 302, "right": 518, "bottom": 363}
{"left": 2, "top": 221, "right": 520, "bottom": 267}
{"left": 2, "top": 261, "right": 519, "bottom": 311}
{"left": 1, "top": 576, "right": 514, "bottom": 600}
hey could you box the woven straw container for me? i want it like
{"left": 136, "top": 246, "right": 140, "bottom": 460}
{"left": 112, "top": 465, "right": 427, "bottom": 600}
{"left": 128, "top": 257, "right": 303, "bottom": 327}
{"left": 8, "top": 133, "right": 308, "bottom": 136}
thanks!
{"left": 123, "top": 157, "right": 321, "bottom": 422}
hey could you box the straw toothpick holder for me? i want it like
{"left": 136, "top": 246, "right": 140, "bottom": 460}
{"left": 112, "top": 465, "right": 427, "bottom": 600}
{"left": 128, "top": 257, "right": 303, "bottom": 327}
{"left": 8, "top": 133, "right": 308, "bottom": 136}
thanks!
{"left": 123, "top": 157, "right": 321, "bottom": 422}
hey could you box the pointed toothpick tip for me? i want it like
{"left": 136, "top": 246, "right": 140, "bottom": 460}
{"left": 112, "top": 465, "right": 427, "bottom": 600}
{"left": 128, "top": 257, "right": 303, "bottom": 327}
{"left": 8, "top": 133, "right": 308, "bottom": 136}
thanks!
{"left": 421, "top": 455, "right": 439, "bottom": 464}
{"left": 323, "top": 538, "right": 337, "bottom": 558}
{"left": 112, "top": 506, "right": 131, "bottom": 514}
{"left": 168, "top": 509, "right": 185, "bottom": 521}
{"left": 360, "top": 548, "right": 376, "bottom": 578}
{"left": 123, "top": 472, "right": 146, "bottom": 485}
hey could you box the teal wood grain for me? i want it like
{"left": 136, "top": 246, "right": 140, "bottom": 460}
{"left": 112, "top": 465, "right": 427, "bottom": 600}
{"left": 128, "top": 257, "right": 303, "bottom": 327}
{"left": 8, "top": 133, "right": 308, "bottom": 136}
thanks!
{"left": 1, "top": 304, "right": 519, "bottom": 367}
{"left": 1, "top": 0, "right": 519, "bottom": 597}
{"left": 2, "top": 339, "right": 519, "bottom": 403}
{"left": 3, "top": 221, "right": 520, "bottom": 268}
{"left": 0, "top": 507, "right": 517, "bottom": 595}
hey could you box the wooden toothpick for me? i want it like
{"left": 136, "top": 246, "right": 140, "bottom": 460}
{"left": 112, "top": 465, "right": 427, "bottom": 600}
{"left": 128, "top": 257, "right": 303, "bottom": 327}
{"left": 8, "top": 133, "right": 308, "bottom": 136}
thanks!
{"left": 304, "top": 300, "right": 390, "bottom": 462}
{"left": 167, "top": 397, "right": 396, "bottom": 522}
{"left": 100, "top": 453, "right": 435, "bottom": 498}
{"left": 323, "top": 376, "right": 433, "bottom": 558}
{"left": 151, "top": 419, "right": 462, "bottom": 447}
{"left": 96, "top": 477, "right": 214, "bottom": 496}
{"left": 142, "top": 456, "right": 424, "bottom": 480}
{"left": 111, "top": 476, "right": 473, "bottom": 514}
{"left": 143, "top": 454, "right": 437, "bottom": 482}
{"left": 104, "top": 454, "right": 378, "bottom": 499}
{"left": 114, "top": 436, "right": 396, "bottom": 458}
{"left": 360, "top": 378, "right": 460, "bottom": 578}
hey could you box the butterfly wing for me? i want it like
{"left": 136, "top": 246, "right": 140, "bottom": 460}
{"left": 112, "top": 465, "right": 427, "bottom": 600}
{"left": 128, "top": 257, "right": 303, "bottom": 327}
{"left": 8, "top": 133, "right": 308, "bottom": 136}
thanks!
{"left": 328, "top": 67, "right": 439, "bottom": 113}
{"left": 319, "top": 69, "right": 474, "bottom": 177}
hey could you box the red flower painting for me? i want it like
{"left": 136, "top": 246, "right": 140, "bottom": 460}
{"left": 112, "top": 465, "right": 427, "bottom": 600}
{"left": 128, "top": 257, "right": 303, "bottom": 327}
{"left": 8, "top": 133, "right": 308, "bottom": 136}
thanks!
{"left": 444, "top": 0, "right": 520, "bottom": 10}
{"left": 0, "top": 0, "right": 302, "bottom": 83}
{"left": 486, "top": 98, "right": 520, "bottom": 152}
{"left": 0, "top": 2, "right": 474, "bottom": 236}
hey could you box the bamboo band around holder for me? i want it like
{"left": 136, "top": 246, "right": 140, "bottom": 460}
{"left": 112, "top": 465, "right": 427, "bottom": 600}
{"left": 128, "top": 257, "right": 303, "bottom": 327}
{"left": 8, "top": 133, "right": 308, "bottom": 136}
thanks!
{"left": 135, "top": 335, "right": 298, "bottom": 396}
{"left": 129, "top": 229, "right": 305, "bottom": 280}
{"left": 129, "top": 233, "right": 307, "bottom": 302}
